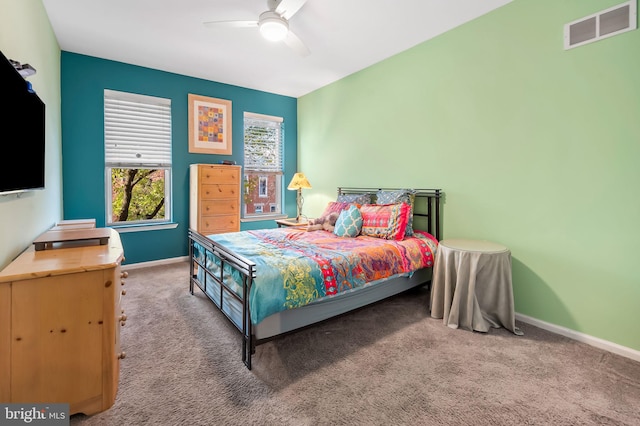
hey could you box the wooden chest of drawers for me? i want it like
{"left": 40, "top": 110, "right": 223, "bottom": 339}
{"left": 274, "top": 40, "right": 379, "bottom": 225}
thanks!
{"left": 0, "top": 228, "right": 126, "bottom": 415}
{"left": 189, "top": 164, "right": 242, "bottom": 234}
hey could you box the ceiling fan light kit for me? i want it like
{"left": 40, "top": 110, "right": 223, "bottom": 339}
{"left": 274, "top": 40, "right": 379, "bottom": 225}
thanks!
{"left": 259, "top": 11, "right": 289, "bottom": 42}
{"left": 203, "top": 0, "right": 310, "bottom": 56}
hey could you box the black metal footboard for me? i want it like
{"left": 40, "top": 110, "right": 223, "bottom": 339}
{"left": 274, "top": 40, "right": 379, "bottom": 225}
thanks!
{"left": 188, "top": 229, "right": 257, "bottom": 369}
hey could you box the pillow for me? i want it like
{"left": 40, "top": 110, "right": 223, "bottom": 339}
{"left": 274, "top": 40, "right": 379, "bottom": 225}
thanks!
{"left": 333, "top": 205, "right": 363, "bottom": 238}
{"left": 307, "top": 202, "right": 353, "bottom": 232}
{"left": 320, "top": 201, "right": 353, "bottom": 217}
{"left": 360, "top": 203, "right": 411, "bottom": 240}
{"left": 376, "top": 189, "right": 416, "bottom": 236}
{"left": 336, "top": 193, "right": 373, "bottom": 205}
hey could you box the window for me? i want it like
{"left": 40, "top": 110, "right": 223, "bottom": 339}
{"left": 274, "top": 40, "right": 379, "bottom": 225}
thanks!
{"left": 243, "top": 112, "right": 284, "bottom": 218}
{"left": 104, "top": 90, "right": 172, "bottom": 227}
{"left": 258, "top": 176, "right": 268, "bottom": 197}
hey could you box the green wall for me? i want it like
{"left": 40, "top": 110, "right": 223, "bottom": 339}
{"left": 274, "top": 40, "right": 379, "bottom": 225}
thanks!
{"left": 0, "top": 0, "right": 62, "bottom": 270}
{"left": 61, "top": 53, "right": 298, "bottom": 264}
{"left": 298, "top": 0, "right": 640, "bottom": 352}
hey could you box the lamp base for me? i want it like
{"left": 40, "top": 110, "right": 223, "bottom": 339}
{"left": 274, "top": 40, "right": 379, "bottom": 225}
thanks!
{"left": 296, "top": 190, "right": 304, "bottom": 223}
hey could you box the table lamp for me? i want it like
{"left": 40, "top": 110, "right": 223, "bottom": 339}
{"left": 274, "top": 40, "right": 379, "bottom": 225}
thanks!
{"left": 287, "top": 172, "right": 312, "bottom": 223}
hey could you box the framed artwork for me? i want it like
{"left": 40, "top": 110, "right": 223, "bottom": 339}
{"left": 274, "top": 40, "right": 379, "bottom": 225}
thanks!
{"left": 188, "top": 94, "right": 232, "bottom": 155}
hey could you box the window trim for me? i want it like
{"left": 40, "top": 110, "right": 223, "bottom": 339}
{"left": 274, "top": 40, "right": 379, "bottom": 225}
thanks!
{"left": 105, "top": 167, "right": 173, "bottom": 228}
{"left": 243, "top": 111, "right": 284, "bottom": 220}
{"left": 104, "top": 90, "right": 173, "bottom": 228}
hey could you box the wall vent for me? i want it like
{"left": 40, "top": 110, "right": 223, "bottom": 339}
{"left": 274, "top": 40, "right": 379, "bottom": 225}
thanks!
{"left": 564, "top": 0, "right": 637, "bottom": 49}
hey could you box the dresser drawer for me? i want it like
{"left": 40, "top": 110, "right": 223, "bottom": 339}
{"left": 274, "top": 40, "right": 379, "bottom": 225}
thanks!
{"left": 201, "top": 200, "right": 237, "bottom": 215}
{"left": 200, "top": 184, "right": 238, "bottom": 200}
{"left": 199, "top": 166, "right": 240, "bottom": 184}
{"left": 200, "top": 215, "right": 239, "bottom": 234}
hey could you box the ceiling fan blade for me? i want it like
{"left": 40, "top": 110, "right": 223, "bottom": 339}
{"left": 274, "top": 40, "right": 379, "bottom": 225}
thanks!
{"left": 283, "top": 30, "right": 310, "bottom": 57}
{"left": 275, "top": 0, "right": 308, "bottom": 20}
{"left": 203, "top": 20, "right": 258, "bottom": 29}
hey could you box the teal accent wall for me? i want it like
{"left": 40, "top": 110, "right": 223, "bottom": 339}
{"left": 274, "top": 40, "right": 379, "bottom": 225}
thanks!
{"left": 61, "top": 52, "right": 297, "bottom": 264}
{"left": 298, "top": 0, "right": 640, "bottom": 351}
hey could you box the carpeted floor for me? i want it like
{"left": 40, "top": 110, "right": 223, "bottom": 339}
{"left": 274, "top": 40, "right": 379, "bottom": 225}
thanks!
{"left": 70, "top": 261, "right": 640, "bottom": 425}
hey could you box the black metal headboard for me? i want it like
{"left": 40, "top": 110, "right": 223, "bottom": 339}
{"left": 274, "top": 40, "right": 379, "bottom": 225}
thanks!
{"left": 337, "top": 187, "right": 443, "bottom": 241}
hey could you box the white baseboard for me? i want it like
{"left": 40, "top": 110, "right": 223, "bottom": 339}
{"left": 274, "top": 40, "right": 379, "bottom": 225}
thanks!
{"left": 122, "top": 256, "right": 189, "bottom": 271}
{"left": 516, "top": 312, "right": 640, "bottom": 363}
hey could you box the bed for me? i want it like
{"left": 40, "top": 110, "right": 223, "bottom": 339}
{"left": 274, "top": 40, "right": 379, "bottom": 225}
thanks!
{"left": 188, "top": 187, "right": 443, "bottom": 369}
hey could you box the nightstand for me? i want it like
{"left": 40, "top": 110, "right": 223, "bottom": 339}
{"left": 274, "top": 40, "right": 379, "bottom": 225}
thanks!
{"left": 275, "top": 218, "right": 308, "bottom": 228}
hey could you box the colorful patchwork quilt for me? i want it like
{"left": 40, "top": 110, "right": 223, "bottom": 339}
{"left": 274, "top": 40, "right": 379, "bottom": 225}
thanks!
{"left": 201, "top": 228, "right": 438, "bottom": 325}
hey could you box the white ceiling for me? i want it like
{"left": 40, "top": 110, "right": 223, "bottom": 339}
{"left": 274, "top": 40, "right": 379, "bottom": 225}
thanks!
{"left": 42, "top": 0, "right": 512, "bottom": 98}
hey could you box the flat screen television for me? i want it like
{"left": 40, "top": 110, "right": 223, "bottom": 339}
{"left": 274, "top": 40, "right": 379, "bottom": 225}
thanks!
{"left": 0, "top": 50, "right": 46, "bottom": 195}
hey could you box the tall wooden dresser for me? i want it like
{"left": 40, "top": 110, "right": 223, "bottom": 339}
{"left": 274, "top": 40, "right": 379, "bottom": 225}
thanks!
{"left": 0, "top": 228, "right": 126, "bottom": 415}
{"left": 190, "top": 163, "right": 242, "bottom": 234}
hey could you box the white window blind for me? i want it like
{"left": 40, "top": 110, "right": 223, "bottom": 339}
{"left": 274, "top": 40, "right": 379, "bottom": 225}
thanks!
{"left": 244, "top": 112, "right": 283, "bottom": 173}
{"left": 104, "top": 89, "right": 172, "bottom": 167}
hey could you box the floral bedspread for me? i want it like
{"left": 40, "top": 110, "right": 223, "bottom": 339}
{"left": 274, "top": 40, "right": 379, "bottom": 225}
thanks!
{"left": 206, "top": 228, "right": 438, "bottom": 325}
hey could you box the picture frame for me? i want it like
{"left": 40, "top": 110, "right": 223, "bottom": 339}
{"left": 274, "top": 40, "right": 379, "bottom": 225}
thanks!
{"left": 188, "top": 94, "right": 232, "bottom": 155}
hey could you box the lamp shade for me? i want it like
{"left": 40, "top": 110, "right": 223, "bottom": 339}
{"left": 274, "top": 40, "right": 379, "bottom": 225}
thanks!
{"left": 287, "top": 172, "right": 312, "bottom": 190}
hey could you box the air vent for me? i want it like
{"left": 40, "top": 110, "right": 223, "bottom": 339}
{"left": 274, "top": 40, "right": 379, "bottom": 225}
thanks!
{"left": 564, "top": 0, "right": 637, "bottom": 49}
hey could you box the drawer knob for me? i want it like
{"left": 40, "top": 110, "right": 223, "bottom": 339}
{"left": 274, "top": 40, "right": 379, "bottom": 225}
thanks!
{"left": 121, "top": 289, "right": 127, "bottom": 295}
{"left": 118, "top": 352, "right": 126, "bottom": 360}
{"left": 119, "top": 314, "right": 127, "bottom": 322}
{"left": 121, "top": 271, "right": 129, "bottom": 278}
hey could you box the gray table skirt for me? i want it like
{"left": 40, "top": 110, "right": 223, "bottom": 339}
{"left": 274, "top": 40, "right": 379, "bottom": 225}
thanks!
{"left": 430, "top": 239, "right": 523, "bottom": 336}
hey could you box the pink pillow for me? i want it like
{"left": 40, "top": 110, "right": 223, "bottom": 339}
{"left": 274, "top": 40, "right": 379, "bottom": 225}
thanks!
{"left": 320, "top": 201, "right": 355, "bottom": 217}
{"left": 360, "top": 203, "right": 411, "bottom": 240}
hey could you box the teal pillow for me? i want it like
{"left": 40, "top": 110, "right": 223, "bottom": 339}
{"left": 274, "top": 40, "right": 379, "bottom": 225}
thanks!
{"left": 333, "top": 205, "right": 363, "bottom": 238}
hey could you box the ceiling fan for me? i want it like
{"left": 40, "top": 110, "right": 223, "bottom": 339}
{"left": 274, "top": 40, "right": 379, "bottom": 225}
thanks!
{"left": 203, "top": 0, "right": 310, "bottom": 56}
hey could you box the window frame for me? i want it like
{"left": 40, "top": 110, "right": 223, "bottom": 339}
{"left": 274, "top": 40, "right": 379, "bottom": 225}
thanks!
{"left": 104, "top": 89, "right": 174, "bottom": 229}
{"left": 242, "top": 112, "right": 285, "bottom": 221}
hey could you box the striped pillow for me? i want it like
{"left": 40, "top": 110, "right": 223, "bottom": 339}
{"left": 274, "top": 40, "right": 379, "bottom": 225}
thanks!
{"left": 376, "top": 189, "right": 416, "bottom": 236}
{"left": 360, "top": 203, "right": 411, "bottom": 240}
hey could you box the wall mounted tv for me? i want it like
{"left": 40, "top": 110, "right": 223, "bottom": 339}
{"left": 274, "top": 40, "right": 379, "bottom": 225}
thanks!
{"left": 0, "top": 50, "right": 46, "bottom": 195}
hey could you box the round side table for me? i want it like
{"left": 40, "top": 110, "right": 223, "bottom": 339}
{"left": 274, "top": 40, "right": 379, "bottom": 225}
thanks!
{"left": 430, "top": 239, "right": 522, "bottom": 335}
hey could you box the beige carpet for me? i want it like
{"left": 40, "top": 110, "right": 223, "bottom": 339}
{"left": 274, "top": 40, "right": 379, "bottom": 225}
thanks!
{"left": 71, "top": 261, "right": 640, "bottom": 425}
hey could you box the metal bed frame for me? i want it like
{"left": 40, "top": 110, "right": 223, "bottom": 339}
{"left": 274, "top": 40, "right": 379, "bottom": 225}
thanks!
{"left": 188, "top": 187, "right": 442, "bottom": 369}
